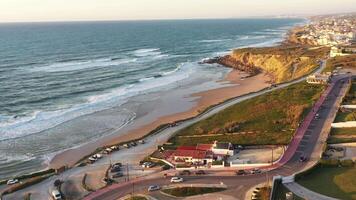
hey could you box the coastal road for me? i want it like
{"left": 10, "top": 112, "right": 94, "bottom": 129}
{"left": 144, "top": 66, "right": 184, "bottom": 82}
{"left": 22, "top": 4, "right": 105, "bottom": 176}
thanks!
{"left": 83, "top": 75, "right": 351, "bottom": 200}
{"left": 1, "top": 61, "right": 330, "bottom": 200}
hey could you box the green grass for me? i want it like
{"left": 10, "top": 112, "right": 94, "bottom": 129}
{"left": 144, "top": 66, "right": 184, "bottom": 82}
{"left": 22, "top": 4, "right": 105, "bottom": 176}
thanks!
{"left": 168, "top": 82, "right": 324, "bottom": 146}
{"left": 335, "top": 111, "right": 356, "bottom": 122}
{"left": 331, "top": 128, "right": 356, "bottom": 136}
{"left": 162, "top": 187, "right": 225, "bottom": 197}
{"left": 323, "top": 55, "right": 356, "bottom": 73}
{"left": 125, "top": 196, "right": 147, "bottom": 200}
{"left": 328, "top": 137, "right": 356, "bottom": 144}
{"left": 298, "top": 166, "right": 356, "bottom": 200}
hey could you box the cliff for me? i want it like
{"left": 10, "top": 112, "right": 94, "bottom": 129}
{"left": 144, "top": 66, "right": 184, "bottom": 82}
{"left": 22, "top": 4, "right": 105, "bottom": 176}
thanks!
{"left": 206, "top": 45, "right": 330, "bottom": 83}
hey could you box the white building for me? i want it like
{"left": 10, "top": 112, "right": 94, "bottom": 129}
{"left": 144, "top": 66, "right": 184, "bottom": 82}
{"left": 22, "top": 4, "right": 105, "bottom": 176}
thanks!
{"left": 306, "top": 73, "right": 331, "bottom": 84}
{"left": 212, "top": 141, "right": 235, "bottom": 156}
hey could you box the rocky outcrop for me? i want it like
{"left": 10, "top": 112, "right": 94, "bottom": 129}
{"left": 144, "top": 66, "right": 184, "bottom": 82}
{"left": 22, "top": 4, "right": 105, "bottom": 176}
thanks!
{"left": 204, "top": 45, "right": 329, "bottom": 83}
{"left": 203, "top": 56, "right": 260, "bottom": 76}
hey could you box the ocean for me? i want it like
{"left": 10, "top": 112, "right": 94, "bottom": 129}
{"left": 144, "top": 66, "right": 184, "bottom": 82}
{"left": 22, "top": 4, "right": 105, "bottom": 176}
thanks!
{"left": 0, "top": 18, "right": 304, "bottom": 178}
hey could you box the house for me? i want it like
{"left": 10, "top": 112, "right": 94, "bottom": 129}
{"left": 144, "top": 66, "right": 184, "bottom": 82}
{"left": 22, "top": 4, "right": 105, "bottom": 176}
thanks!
{"left": 172, "top": 149, "right": 213, "bottom": 165}
{"left": 306, "top": 73, "right": 331, "bottom": 84}
{"left": 212, "top": 141, "right": 235, "bottom": 157}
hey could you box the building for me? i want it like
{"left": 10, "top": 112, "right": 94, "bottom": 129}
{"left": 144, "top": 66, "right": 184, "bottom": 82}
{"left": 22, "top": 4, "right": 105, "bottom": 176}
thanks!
{"left": 162, "top": 142, "right": 235, "bottom": 166}
{"left": 172, "top": 149, "right": 213, "bottom": 165}
{"left": 306, "top": 73, "right": 331, "bottom": 84}
{"left": 212, "top": 141, "right": 235, "bottom": 157}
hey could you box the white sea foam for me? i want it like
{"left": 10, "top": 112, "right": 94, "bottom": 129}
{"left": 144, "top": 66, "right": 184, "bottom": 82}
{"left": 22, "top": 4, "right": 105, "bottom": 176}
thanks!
{"left": 199, "top": 39, "right": 231, "bottom": 43}
{"left": 31, "top": 57, "right": 138, "bottom": 72}
{"left": 0, "top": 62, "right": 198, "bottom": 141}
{"left": 133, "top": 48, "right": 161, "bottom": 57}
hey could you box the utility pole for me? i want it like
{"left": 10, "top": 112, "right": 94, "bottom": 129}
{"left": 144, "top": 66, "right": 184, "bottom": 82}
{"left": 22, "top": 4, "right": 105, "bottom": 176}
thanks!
{"left": 127, "top": 163, "right": 129, "bottom": 182}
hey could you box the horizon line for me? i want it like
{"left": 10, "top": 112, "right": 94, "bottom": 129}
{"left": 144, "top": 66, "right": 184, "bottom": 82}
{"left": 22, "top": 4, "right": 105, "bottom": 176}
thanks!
{"left": 0, "top": 15, "right": 309, "bottom": 24}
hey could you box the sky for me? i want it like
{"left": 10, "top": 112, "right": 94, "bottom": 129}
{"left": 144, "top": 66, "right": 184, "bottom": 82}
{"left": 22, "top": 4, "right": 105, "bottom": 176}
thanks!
{"left": 0, "top": 0, "right": 355, "bottom": 22}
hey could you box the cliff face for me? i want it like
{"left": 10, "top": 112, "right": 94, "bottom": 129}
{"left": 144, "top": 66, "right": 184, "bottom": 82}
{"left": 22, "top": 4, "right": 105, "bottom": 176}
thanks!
{"left": 218, "top": 45, "right": 330, "bottom": 83}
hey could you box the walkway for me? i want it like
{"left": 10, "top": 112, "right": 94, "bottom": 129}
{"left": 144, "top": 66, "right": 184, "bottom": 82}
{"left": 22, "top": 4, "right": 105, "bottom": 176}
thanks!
{"left": 284, "top": 182, "right": 339, "bottom": 200}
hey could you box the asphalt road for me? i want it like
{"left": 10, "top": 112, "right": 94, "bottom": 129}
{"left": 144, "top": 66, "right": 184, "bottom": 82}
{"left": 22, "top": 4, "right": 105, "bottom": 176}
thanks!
{"left": 84, "top": 75, "right": 351, "bottom": 200}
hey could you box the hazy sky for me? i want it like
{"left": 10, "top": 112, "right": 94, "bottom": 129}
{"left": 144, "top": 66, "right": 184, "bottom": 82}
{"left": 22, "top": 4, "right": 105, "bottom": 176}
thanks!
{"left": 0, "top": 0, "right": 355, "bottom": 22}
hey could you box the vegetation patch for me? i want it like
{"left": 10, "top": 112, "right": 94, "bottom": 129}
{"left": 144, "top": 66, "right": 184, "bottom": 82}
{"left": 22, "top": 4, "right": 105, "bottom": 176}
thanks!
{"left": 298, "top": 166, "right": 356, "bottom": 200}
{"left": 125, "top": 196, "right": 148, "bottom": 200}
{"left": 162, "top": 187, "right": 226, "bottom": 197}
{"left": 323, "top": 54, "right": 356, "bottom": 73}
{"left": 168, "top": 82, "right": 324, "bottom": 147}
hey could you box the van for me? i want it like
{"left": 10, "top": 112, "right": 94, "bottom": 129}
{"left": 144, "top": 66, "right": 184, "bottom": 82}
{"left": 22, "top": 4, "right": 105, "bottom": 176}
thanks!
{"left": 51, "top": 189, "right": 62, "bottom": 200}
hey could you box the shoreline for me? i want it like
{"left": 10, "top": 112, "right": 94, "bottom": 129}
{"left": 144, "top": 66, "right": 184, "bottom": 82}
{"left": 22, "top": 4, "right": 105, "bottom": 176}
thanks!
{"left": 49, "top": 69, "right": 271, "bottom": 169}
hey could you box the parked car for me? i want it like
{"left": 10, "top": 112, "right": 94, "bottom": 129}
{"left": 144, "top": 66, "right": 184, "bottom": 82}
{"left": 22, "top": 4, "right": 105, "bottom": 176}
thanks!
{"left": 113, "top": 162, "right": 122, "bottom": 168}
{"left": 130, "top": 142, "right": 137, "bottom": 146}
{"left": 110, "top": 145, "right": 119, "bottom": 150}
{"left": 195, "top": 170, "right": 205, "bottom": 175}
{"left": 88, "top": 156, "right": 97, "bottom": 163}
{"left": 180, "top": 170, "right": 191, "bottom": 175}
{"left": 51, "top": 189, "right": 62, "bottom": 200}
{"left": 138, "top": 140, "right": 145, "bottom": 144}
{"left": 170, "top": 177, "right": 184, "bottom": 183}
{"left": 111, "top": 166, "right": 121, "bottom": 173}
{"left": 299, "top": 155, "right": 307, "bottom": 162}
{"left": 6, "top": 179, "right": 19, "bottom": 185}
{"left": 236, "top": 170, "right": 247, "bottom": 175}
{"left": 123, "top": 143, "right": 130, "bottom": 148}
{"left": 142, "top": 162, "right": 155, "bottom": 168}
{"left": 251, "top": 168, "right": 262, "bottom": 174}
{"left": 112, "top": 172, "right": 124, "bottom": 178}
{"left": 148, "top": 185, "right": 161, "bottom": 192}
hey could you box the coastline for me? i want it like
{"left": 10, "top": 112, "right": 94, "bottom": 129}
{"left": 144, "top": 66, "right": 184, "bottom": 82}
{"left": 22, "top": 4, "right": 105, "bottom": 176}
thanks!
{"left": 49, "top": 69, "right": 271, "bottom": 169}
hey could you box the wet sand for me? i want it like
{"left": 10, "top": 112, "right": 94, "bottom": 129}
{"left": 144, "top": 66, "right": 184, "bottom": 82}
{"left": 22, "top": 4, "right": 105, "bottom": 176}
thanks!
{"left": 50, "top": 70, "right": 271, "bottom": 169}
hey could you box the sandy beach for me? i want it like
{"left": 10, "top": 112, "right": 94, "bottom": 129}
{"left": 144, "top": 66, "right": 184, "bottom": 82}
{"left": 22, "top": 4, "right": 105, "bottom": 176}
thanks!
{"left": 50, "top": 70, "right": 271, "bottom": 169}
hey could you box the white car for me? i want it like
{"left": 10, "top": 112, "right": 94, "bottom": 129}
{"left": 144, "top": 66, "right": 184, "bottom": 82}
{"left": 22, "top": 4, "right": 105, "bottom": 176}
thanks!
{"left": 88, "top": 156, "right": 97, "bottom": 162}
{"left": 51, "top": 189, "right": 62, "bottom": 200}
{"left": 148, "top": 185, "right": 161, "bottom": 191}
{"left": 94, "top": 154, "right": 102, "bottom": 159}
{"left": 170, "top": 177, "right": 184, "bottom": 183}
{"left": 7, "top": 179, "right": 19, "bottom": 185}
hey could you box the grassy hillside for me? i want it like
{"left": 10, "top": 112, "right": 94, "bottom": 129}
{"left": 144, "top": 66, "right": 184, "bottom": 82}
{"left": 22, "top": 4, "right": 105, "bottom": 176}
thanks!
{"left": 231, "top": 45, "right": 329, "bottom": 83}
{"left": 324, "top": 55, "right": 356, "bottom": 73}
{"left": 168, "top": 82, "right": 325, "bottom": 146}
{"left": 230, "top": 45, "right": 330, "bottom": 83}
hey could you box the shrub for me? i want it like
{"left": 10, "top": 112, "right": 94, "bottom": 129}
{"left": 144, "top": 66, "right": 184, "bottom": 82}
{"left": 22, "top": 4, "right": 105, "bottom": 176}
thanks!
{"left": 340, "top": 159, "right": 354, "bottom": 167}
{"left": 320, "top": 159, "right": 339, "bottom": 167}
{"left": 212, "top": 160, "right": 223, "bottom": 165}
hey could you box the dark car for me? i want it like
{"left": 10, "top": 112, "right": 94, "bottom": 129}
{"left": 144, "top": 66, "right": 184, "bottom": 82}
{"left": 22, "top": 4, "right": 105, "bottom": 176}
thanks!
{"left": 299, "top": 155, "right": 307, "bottom": 162}
{"left": 236, "top": 170, "right": 247, "bottom": 175}
{"left": 112, "top": 172, "right": 124, "bottom": 178}
{"left": 195, "top": 170, "right": 205, "bottom": 175}
{"left": 251, "top": 168, "right": 262, "bottom": 174}
{"left": 113, "top": 162, "right": 122, "bottom": 168}
{"left": 180, "top": 170, "right": 191, "bottom": 175}
{"left": 110, "top": 166, "right": 121, "bottom": 173}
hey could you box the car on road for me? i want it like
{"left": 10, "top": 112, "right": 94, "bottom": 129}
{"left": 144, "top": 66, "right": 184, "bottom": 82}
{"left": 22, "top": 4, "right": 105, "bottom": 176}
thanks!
{"left": 299, "top": 155, "right": 307, "bottom": 162}
{"left": 148, "top": 185, "right": 161, "bottom": 192}
{"left": 170, "top": 177, "right": 184, "bottom": 183}
{"left": 51, "top": 189, "right": 62, "bottom": 200}
{"left": 112, "top": 172, "right": 124, "bottom": 178}
{"left": 7, "top": 179, "right": 19, "bottom": 185}
{"left": 236, "top": 170, "right": 247, "bottom": 175}
{"left": 179, "top": 170, "right": 191, "bottom": 175}
{"left": 250, "top": 168, "right": 262, "bottom": 174}
{"left": 142, "top": 162, "right": 155, "bottom": 168}
{"left": 195, "top": 170, "right": 205, "bottom": 175}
